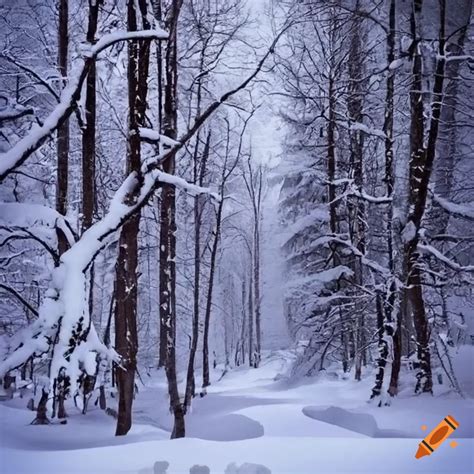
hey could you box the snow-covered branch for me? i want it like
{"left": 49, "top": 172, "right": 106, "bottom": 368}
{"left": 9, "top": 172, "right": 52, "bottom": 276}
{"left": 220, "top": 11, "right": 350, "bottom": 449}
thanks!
{"left": 0, "top": 283, "right": 38, "bottom": 317}
{"left": 327, "top": 179, "right": 392, "bottom": 204}
{"left": 349, "top": 122, "right": 388, "bottom": 140}
{"left": 348, "top": 187, "right": 392, "bottom": 204}
{"left": 418, "top": 243, "right": 474, "bottom": 273}
{"left": 0, "top": 29, "right": 168, "bottom": 182}
{"left": 431, "top": 193, "right": 474, "bottom": 221}
{"left": 0, "top": 202, "right": 76, "bottom": 246}
{"left": 87, "top": 30, "right": 168, "bottom": 56}
{"left": 137, "top": 127, "right": 180, "bottom": 147}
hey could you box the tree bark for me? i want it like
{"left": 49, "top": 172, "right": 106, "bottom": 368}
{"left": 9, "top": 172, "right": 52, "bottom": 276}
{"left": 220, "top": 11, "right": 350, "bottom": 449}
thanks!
{"left": 202, "top": 198, "right": 224, "bottom": 389}
{"left": 159, "top": 0, "right": 185, "bottom": 439}
{"left": 248, "top": 269, "right": 254, "bottom": 367}
{"left": 56, "top": 0, "right": 69, "bottom": 257}
{"left": 31, "top": 389, "right": 50, "bottom": 425}
{"left": 114, "top": 0, "right": 150, "bottom": 436}
{"left": 253, "top": 199, "right": 262, "bottom": 368}
{"left": 184, "top": 131, "right": 211, "bottom": 411}
{"left": 52, "top": 0, "right": 70, "bottom": 421}
{"left": 346, "top": 1, "right": 366, "bottom": 382}
{"left": 372, "top": 0, "right": 398, "bottom": 399}
{"left": 404, "top": 0, "right": 448, "bottom": 394}
{"left": 152, "top": 0, "right": 168, "bottom": 371}
{"left": 81, "top": 0, "right": 100, "bottom": 233}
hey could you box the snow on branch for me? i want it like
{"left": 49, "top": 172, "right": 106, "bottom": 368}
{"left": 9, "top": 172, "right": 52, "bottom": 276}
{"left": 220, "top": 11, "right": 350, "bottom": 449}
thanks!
{"left": 432, "top": 193, "right": 474, "bottom": 221}
{"left": 0, "top": 29, "right": 168, "bottom": 182}
{"left": 349, "top": 122, "right": 388, "bottom": 140}
{"left": 87, "top": 29, "right": 168, "bottom": 56}
{"left": 418, "top": 243, "right": 474, "bottom": 273}
{"left": 137, "top": 127, "right": 180, "bottom": 147}
{"left": 0, "top": 202, "right": 76, "bottom": 246}
{"left": 327, "top": 179, "right": 392, "bottom": 204}
{"left": 325, "top": 235, "right": 396, "bottom": 279}
{"left": 287, "top": 266, "right": 354, "bottom": 290}
{"left": 153, "top": 169, "right": 219, "bottom": 200}
{"left": 438, "top": 54, "right": 474, "bottom": 63}
{"left": 347, "top": 187, "right": 392, "bottom": 204}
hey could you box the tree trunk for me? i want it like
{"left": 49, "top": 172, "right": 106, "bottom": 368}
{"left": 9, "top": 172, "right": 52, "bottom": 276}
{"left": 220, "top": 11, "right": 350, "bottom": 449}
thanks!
{"left": 243, "top": 160, "right": 264, "bottom": 368}
{"left": 371, "top": 291, "right": 389, "bottom": 403}
{"left": 81, "top": 0, "right": 100, "bottom": 233}
{"left": 53, "top": 0, "right": 70, "bottom": 421}
{"left": 202, "top": 200, "right": 224, "bottom": 389}
{"left": 152, "top": 0, "right": 168, "bottom": 371}
{"left": 346, "top": 1, "right": 366, "bottom": 382}
{"left": 31, "top": 389, "right": 50, "bottom": 425}
{"left": 237, "top": 277, "right": 247, "bottom": 366}
{"left": 253, "top": 212, "right": 261, "bottom": 368}
{"left": 373, "top": 0, "right": 398, "bottom": 399}
{"left": 114, "top": 0, "right": 150, "bottom": 436}
{"left": 184, "top": 131, "right": 210, "bottom": 411}
{"left": 404, "top": 0, "right": 448, "bottom": 394}
{"left": 159, "top": 0, "right": 185, "bottom": 439}
{"left": 56, "top": 0, "right": 69, "bottom": 256}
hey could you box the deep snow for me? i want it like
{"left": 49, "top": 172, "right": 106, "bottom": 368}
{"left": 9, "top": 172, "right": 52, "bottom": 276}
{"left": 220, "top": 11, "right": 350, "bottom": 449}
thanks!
{"left": 1, "top": 351, "right": 473, "bottom": 474}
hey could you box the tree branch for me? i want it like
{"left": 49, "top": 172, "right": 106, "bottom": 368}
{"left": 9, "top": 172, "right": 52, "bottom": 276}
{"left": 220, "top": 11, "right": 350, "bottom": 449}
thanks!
{"left": 0, "top": 283, "right": 39, "bottom": 317}
{"left": 0, "top": 29, "right": 168, "bottom": 182}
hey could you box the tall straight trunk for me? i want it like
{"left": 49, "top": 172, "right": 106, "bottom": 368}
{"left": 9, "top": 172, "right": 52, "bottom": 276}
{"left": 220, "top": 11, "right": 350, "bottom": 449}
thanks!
{"left": 327, "top": 75, "right": 337, "bottom": 237}
{"left": 159, "top": 0, "right": 185, "bottom": 439}
{"left": 152, "top": 0, "right": 167, "bottom": 371}
{"left": 99, "top": 281, "right": 115, "bottom": 410}
{"left": 82, "top": 0, "right": 100, "bottom": 406}
{"left": 114, "top": 0, "right": 150, "bottom": 436}
{"left": 52, "top": 0, "right": 70, "bottom": 421}
{"left": 184, "top": 131, "right": 210, "bottom": 411}
{"left": 248, "top": 267, "right": 254, "bottom": 367}
{"left": 404, "top": 0, "right": 431, "bottom": 394}
{"left": 202, "top": 199, "right": 224, "bottom": 389}
{"left": 253, "top": 202, "right": 262, "bottom": 368}
{"left": 372, "top": 0, "right": 398, "bottom": 399}
{"left": 56, "top": 0, "right": 69, "bottom": 257}
{"left": 236, "top": 277, "right": 247, "bottom": 366}
{"left": 346, "top": 1, "right": 366, "bottom": 382}
{"left": 405, "top": 0, "right": 447, "bottom": 394}
{"left": 327, "top": 74, "right": 348, "bottom": 372}
{"left": 243, "top": 160, "right": 263, "bottom": 368}
{"left": 81, "top": 0, "right": 100, "bottom": 233}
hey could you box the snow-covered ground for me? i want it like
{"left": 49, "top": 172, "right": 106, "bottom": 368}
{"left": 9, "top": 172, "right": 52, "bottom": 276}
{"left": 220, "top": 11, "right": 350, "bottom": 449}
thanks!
{"left": 1, "top": 351, "right": 473, "bottom": 474}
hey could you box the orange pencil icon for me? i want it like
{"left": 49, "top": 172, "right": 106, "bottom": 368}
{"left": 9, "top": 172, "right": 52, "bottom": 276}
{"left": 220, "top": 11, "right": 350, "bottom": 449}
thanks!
{"left": 415, "top": 415, "right": 459, "bottom": 459}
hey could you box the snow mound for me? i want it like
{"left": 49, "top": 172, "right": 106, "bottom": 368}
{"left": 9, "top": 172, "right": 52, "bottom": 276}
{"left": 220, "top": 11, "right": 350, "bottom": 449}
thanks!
{"left": 302, "top": 406, "right": 408, "bottom": 438}
{"left": 189, "top": 465, "right": 211, "bottom": 474}
{"left": 186, "top": 414, "right": 264, "bottom": 441}
{"left": 225, "top": 463, "right": 271, "bottom": 474}
{"left": 138, "top": 462, "right": 271, "bottom": 474}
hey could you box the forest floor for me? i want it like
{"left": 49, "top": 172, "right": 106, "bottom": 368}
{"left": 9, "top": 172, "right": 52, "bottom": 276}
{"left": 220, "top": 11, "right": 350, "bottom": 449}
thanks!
{"left": 1, "top": 350, "right": 473, "bottom": 474}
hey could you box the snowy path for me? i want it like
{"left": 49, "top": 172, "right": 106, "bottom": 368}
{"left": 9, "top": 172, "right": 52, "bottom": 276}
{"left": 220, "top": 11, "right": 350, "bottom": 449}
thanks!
{"left": 1, "top": 352, "right": 473, "bottom": 473}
